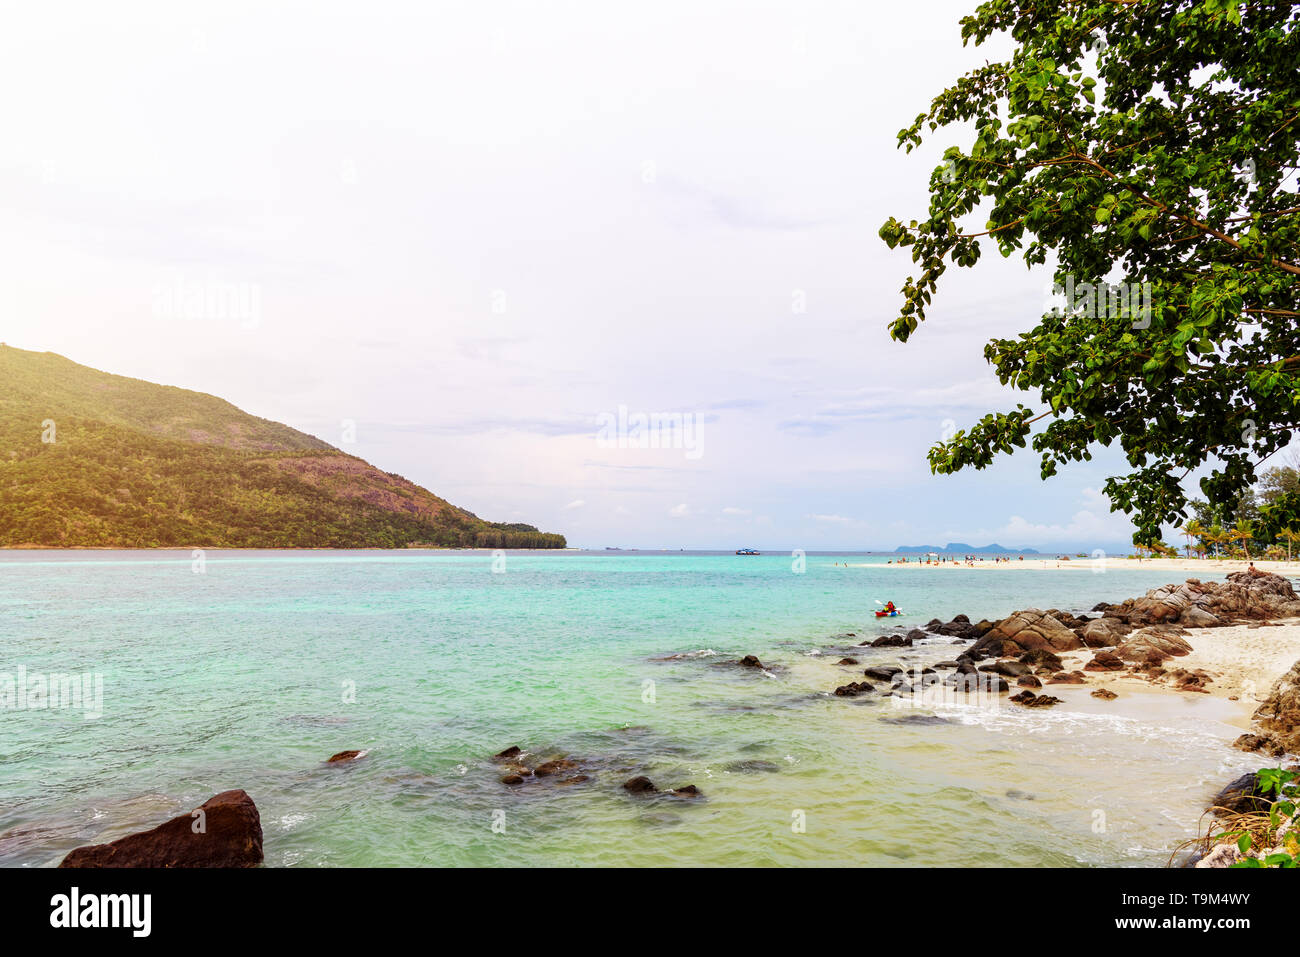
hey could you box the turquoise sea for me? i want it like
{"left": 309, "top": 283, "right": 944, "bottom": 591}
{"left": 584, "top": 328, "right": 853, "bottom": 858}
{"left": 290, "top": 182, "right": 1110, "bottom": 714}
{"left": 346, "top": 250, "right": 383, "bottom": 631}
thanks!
{"left": 0, "top": 550, "right": 1260, "bottom": 867}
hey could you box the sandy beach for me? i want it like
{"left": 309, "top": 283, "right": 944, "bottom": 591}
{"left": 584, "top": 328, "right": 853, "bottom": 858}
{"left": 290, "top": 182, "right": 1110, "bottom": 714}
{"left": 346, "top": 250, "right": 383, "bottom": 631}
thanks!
{"left": 1057, "top": 619, "right": 1300, "bottom": 715}
{"left": 874, "top": 557, "right": 1300, "bottom": 575}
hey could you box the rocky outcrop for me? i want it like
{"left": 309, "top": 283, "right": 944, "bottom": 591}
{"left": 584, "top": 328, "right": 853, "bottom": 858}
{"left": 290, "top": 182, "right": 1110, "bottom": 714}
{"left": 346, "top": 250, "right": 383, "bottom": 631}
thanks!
{"left": 1114, "top": 625, "right": 1193, "bottom": 663}
{"left": 326, "top": 749, "right": 366, "bottom": 763}
{"left": 968, "top": 609, "right": 1083, "bottom": 658}
{"left": 1009, "top": 691, "right": 1062, "bottom": 708}
{"left": 1247, "top": 658, "right": 1300, "bottom": 754}
{"left": 1083, "top": 651, "right": 1125, "bottom": 672}
{"left": 1102, "top": 571, "right": 1300, "bottom": 630}
{"left": 870, "top": 634, "right": 912, "bottom": 648}
{"left": 59, "top": 790, "right": 263, "bottom": 868}
{"left": 834, "top": 680, "right": 874, "bottom": 697}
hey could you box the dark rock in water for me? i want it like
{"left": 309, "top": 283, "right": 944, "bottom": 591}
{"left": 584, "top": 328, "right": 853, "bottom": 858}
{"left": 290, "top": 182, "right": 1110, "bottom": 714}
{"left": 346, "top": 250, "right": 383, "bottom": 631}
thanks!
{"left": 1010, "top": 690, "right": 1062, "bottom": 708}
{"left": 494, "top": 746, "right": 523, "bottom": 761}
{"left": 622, "top": 776, "right": 658, "bottom": 794}
{"left": 1017, "top": 675, "right": 1042, "bottom": 689}
{"left": 864, "top": 665, "right": 902, "bottom": 681}
{"left": 829, "top": 632, "right": 858, "bottom": 640}
{"left": 1005, "top": 789, "right": 1035, "bottom": 801}
{"left": 1092, "top": 602, "right": 1112, "bottom": 612}
{"left": 836, "top": 657, "right": 859, "bottom": 665}
{"left": 951, "top": 639, "right": 966, "bottom": 645}
{"left": 59, "top": 790, "right": 263, "bottom": 868}
{"left": 557, "top": 775, "right": 590, "bottom": 786}
{"left": 724, "top": 760, "right": 780, "bottom": 774}
{"left": 501, "top": 774, "right": 526, "bottom": 786}
{"left": 326, "top": 749, "right": 366, "bottom": 763}
{"left": 925, "top": 618, "right": 944, "bottom": 631}
{"left": 834, "top": 680, "right": 874, "bottom": 697}
{"left": 533, "top": 758, "right": 579, "bottom": 777}
{"left": 980, "top": 659, "right": 1029, "bottom": 678}
{"left": 947, "top": 673, "right": 1008, "bottom": 693}
{"left": 906, "top": 628, "right": 928, "bottom": 643}
{"left": 738, "top": 655, "right": 764, "bottom": 669}
{"left": 881, "top": 713, "right": 950, "bottom": 726}
{"left": 1091, "top": 688, "right": 1118, "bottom": 700}
{"left": 1209, "top": 773, "right": 1272, "bottom": 817}
{"left": 670, "top": 785, "right": 703, "bottom": 798}
{"left": 871, "top": 634, "right": 912, "bottom": 648}
{"left": 934, "top": 661, "right": 961, "bottom": 670}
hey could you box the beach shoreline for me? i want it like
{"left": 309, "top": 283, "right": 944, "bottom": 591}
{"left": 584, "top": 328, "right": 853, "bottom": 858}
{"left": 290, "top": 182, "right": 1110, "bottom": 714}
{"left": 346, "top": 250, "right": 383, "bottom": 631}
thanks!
{"left": 870, "top": 557, "right": 1300, "bottom": 575}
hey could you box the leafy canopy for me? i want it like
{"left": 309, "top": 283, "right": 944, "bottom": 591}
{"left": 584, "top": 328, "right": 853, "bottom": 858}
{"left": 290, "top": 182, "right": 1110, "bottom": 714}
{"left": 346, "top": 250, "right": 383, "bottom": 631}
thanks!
{"left": 880, "top": 0, "right": 1300, "bottom": 545}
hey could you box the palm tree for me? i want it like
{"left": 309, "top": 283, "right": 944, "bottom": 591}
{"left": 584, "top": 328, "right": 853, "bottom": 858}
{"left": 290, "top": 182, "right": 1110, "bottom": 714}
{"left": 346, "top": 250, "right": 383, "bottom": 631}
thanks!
{"left": 1208, "top": 524, "right": 1228, "bottom": 559}
{"left": 1278, "top": 527, "right": 1300, "bottom": 563}
{"left": 1233, "top": 519, "right": 1254, "bottom": 560}
{"left": 1184, "top": 519, "right": 1206, "bottom": 558}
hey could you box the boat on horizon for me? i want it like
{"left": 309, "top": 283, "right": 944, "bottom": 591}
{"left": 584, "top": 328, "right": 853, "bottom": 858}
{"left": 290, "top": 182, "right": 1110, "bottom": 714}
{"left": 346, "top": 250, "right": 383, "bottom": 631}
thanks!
{"left": 735, "top": 548, "right": 760, "bottom": 555}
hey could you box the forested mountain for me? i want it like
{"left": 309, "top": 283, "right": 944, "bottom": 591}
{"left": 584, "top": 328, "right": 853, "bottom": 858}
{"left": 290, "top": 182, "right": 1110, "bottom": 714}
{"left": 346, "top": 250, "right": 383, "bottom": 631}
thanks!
{"left": 0, "top": 346, "right": 565, "bottom": 548}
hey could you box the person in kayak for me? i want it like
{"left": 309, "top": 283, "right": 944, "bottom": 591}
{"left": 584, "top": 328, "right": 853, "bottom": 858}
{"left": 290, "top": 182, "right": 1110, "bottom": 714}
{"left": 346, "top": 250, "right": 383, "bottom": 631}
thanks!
{"left": 884, "top": 601, "right": 897, "bottom": 614}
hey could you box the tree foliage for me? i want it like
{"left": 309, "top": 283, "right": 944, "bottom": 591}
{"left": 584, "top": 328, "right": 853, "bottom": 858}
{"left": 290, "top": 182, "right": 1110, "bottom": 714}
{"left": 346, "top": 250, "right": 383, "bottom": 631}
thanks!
{"left": 880, "top": 0, "right": 1300, "bottom": 545}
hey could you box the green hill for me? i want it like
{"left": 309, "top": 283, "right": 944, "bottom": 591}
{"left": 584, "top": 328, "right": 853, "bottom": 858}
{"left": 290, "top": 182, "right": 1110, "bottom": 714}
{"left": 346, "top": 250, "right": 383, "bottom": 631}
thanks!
{"left": 0, "top": 345, "right": 566, "bottom": 549}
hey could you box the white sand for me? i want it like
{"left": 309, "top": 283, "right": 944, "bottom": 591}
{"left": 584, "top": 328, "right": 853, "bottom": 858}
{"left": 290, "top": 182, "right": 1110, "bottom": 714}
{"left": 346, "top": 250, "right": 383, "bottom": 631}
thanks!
{"left": 872, "top": 557, "right": 1300, "bottom": 574}
{"left": 1058, "top": 619, "right": 1300, "bottom": 720}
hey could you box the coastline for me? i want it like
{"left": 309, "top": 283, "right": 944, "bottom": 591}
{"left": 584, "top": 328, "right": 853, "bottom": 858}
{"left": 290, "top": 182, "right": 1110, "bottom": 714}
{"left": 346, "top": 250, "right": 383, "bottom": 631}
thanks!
{"left": 873, "top": 557, "right": 1300, "bottom": 574}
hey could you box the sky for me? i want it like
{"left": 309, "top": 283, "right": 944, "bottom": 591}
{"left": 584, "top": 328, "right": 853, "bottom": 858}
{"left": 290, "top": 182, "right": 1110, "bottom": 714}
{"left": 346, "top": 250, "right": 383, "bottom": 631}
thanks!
{"left": 0, "top": 0, "right": 1169, "bottom": 552}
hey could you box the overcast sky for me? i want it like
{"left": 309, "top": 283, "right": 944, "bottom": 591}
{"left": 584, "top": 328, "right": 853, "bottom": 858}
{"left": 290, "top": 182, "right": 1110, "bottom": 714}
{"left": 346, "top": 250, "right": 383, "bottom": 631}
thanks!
{"left": 1, "top": 0, "right": 1163, "bottom": 551}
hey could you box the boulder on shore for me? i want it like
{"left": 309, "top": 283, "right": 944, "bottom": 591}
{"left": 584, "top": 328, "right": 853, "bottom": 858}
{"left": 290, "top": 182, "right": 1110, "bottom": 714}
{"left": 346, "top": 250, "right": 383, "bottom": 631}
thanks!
{"left": 1114, "top": 625, "right": 1192, "bottom": 663}
{"left": 59, "top": 790, "right": 263, "bottom": 868}
{"left": 968, "top": 609, "right": 1083, "bottom": 658}
{"left": 1251, "top": 657, "right": 1300, "bottom": 754}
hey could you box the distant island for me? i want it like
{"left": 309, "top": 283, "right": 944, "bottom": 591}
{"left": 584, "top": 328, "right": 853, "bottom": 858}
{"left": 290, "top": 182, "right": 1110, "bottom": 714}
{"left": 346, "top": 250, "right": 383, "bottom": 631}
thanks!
{"left": 0, "top": 345, "right": 566, "bottom": 549}
{"left": 893, "top": 543, "right": 1040, "bottom": 554}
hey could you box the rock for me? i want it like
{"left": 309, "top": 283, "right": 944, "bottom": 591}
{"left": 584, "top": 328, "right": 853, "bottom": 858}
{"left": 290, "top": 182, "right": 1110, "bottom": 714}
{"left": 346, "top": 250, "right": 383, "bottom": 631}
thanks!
{"left": 1115, "top": 626, "right": 1193, "bottom": 663}
{"left": 670, "top": 785, "right": 703, "bottom": 798}
{"left": 925, "top": 618, "right": 944, "bottom": 631}
{"left": 622, "top": 776, "right": 658, "bottom": 794}
{"left": 1083, "top": 651, "right": 1125, "bottom": 672}
{"left": 1009, "top": 691, "right": 1062, "bottom": 708}
{"left": 1090, "top": 688, "right": 1118, "bottom": 700}
{"left": 968, "top": 609, "right": 1083, "bottom": 658}
{"left": 1209, "top": 772, "right": 1272, "bottom": 817}
{"left": 1019, "top": 649, "right": 1064, "bottom": 672}
{"left": 1180, "top": 606, "right": 1221, "bottom": 628}
{"left": 934, "top": 660, "right": 961, "bottom": 670}
{"left": 1195, "top": 844, "right": 1243, "bottom": 868}
{"left": 326, "top": 749, "right": 366, "bottom": 763}
{"left": 738, "top": 655, "right": 764, "bottom": 668}
{"left": 907, "top": 628, "right": 928, "bottom": 642}
{"left": 948, "top": 673, "right": 1008, "bottom": 693}
{"left": 870, "top": 634, "right": 912, "bottom": 648}
{"left": 494, "top": 745, "right": 523, "bottom": 761}
{"left": 934, "top": 615, "right": 980, "bottom": 639}
{"left": 1103, "top": 572, "right": 1300, "bottom": 630}
{"left": 1046, "top": 670, "right": 1086, "bottom": 685}
{"left": 1252, "top": 657, "right": 1300, "bottom": 753}
{"left": 557, "top": 775, "right": 590, "bottom": 786}
{"left": 1081, "top": 617, "right": 1129, "bottom": 647}
{"left": 533, "top": 758, "right": 579, "bottom": 777}
{"left": 836, "top": 657, "right": 859, "bottom": 666}
{"left": 834, "top": 681, "right": 874, "bottom": 697}
{"left": 59, "top": 790, "right": 263, "bottom": 868}
{"left": 1232, "top": 733, "right": 1284, "bottom": 757}
{"left": 501, "top": 774, "right": 526, "bottom": 786}
{"left": 1091, "top": 601, "right": 1112, "bottom": 612}
{"left": 864, "top": 665, "right": 902, "bottom": 681}
{"left": 980, "top": 659, "right": 1030, "bottom": 678}
{"left": 1016, "top": 675, "right": 1042, "bottom": 689}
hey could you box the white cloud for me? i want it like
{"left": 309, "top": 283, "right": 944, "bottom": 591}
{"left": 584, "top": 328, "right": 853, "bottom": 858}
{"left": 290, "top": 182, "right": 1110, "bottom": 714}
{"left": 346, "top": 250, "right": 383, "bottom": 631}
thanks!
{"left": 562, "top": 499, "right": 585, "bottom": 510}
{"left": 722, "top": 506, "right": 751, "bottom": 516}
{"left": 669, "top": 503, "right": 691, "bottom": 518}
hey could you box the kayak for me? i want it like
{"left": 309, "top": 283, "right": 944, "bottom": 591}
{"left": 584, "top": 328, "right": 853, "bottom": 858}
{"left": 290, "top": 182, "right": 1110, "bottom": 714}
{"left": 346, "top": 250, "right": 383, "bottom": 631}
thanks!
{"left": 874, "top": 610, "right": 903, "bottom": 618}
